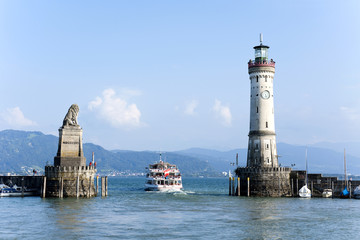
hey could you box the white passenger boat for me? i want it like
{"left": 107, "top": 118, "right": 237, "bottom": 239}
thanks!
{"left": 145, "top": 154, "right": 183, "bottom": 191}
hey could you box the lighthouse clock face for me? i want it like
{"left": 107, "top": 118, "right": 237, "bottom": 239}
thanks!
{"left": 261, "top": 90, "right": 270, "bottom": 99}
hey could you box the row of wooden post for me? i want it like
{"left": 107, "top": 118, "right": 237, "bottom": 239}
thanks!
{"left": 41, "top": 176, "right": 108, "bottom": 198}
{"left": 229, "top": 177, "right": 250, "bottom": 196}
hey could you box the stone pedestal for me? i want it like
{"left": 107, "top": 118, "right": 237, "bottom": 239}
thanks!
{"left": 235, "top": 167, "right": 292, "bottom": 197}
{"left": 54, "top": 126, "right": 86, "bottom": 167}
{"left": 45, "top": 104, "right": 96, "bottom": 198}
{"left": 45, "top": 166, "right": 96, "bottom": 197}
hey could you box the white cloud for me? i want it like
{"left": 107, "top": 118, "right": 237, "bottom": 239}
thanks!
{"left": 88, "top": 88, "right": 142, "bottom": 128}
{"left": 1, "top": 107, "right": 37, "bottom": 127}
{"left": 184, "top": 100, "right": 198, "bottom": 116}
{"left": 213, "top": 99, "right": 232, "bottom": 127}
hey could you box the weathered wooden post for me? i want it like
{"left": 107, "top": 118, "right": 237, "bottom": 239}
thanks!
{"left": 105, "top": 176, "right": 108, "bottom": 196}
{"left": 237, "top": 177, "right": 240, "bottom": 196}
{"left": 101, "top": 177, "right": 105, "bottom": 197}
{"left": 96, "top": 175, "right": 99, "bottom": 196}
{"left": 331, "top": 181, "right": 334, "bottom": 198}
{"left": 21, "top": 177, "right": 24, "bottom": 197}
{"left": 296, "top": 179, "right": 299, "bottom": 197}
{"left": 247, "top": 177, "right": 250, "bottom": 197}
{"left": 42, "top": 176, "right": 47, "bottom": 198}
{"left": 88, "top": 176, "right": 92, "bottom": 198}
{"left": 291, "top": 178, "right": 294, "bottom": 197}
{"left": 232, "top": 177, "right": 235, "bottom": 196}
{"left": 311, "top": 181, "right": 313, "bottom": 195}
{"left": 76, "top": 176, "right": 79, "bottom": 198}
{"left": 59, "top": 177, "right": 64, "bottom": 198}
{"left": 278, "top": 176, "right": 280, "bottom": 197}
{"left": 229, "top": 177, "right": 232, "bottom": 196}
{"left": 349, "top": 181, "right": 352, "bottom": 199}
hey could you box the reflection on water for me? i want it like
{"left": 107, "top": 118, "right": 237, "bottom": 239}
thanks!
{"left": 0, "top": 177, "right": 360, "bottom": 239}
{"left": 44, "top": 198, "right": 96, "bottom": 234}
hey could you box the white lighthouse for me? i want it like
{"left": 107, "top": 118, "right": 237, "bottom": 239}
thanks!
{"left": 247, "top": 34, "right": 278, "bottom": 168}
{"left": 235, "top": 35, "right": 291, "bottom": 197}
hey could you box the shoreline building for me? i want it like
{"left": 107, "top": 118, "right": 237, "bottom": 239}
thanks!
{"left": 235, "top": 35, "right": 291, "bottom": 197}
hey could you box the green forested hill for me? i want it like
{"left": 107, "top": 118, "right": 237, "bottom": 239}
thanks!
{"left": 0, "top": 130, "right": 215, "bottom": 176}
{"left": 1, "top": 130, "right": 359, "bottom": 176}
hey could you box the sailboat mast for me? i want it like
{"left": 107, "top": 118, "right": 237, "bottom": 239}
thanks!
{"left": 344, "top": 148, "right": 347, "bottom": 189}
{"left": 305, "top": 148, "right": 308, "bottom": 186}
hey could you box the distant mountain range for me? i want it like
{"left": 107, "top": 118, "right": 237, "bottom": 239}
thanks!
{"left": 0, "top": 129, "right": 359, "bottom": 176}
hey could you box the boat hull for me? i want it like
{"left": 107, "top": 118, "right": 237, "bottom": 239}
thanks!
{"left": 322, "top": 189, "right": 333, "bottom": 198}
{"left": 299, "top": 185, "right": 311, "bottom": 198}
{"left": 0, "top": 189, "right": 36, "bottom": 197}
{"left": 145, "top": 183, "right": 183, "bottom": 192}
{"left": 299, "top": 193, "right": 311, "bottom": 198}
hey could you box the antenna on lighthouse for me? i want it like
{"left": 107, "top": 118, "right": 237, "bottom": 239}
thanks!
{"left": 260, "top": 33, "right": 263, "bottom": 45}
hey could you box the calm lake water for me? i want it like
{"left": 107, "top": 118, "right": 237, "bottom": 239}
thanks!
{"left": 0, "top": 177, "right": 359, "bottom": 239}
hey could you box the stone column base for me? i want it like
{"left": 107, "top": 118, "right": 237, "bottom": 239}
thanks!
{"left": 235, "top": 167, "right": 292, "bottom": 197}
{"left": 45, "top": 166, "right": 97, "bottom": 198}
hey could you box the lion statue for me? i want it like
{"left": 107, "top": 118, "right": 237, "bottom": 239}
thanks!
{"left": 62, "top": 104, "right": 80, "bottom": 127}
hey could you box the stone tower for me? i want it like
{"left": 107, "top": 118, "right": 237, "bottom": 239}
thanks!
{"left": 235, "top": 35, "right": 291, "bottom": 197}
{"left": 44, "top": 104, "right": 96, "bottom": 198}
{"left": 247, "top": 34, "right": 278, "bottom": 168}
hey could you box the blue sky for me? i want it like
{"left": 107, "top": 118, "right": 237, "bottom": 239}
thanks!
{"left": 0, "top": 1, "right": 359, "bottom": 151}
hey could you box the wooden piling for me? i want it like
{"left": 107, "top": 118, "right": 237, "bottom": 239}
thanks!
{"left": 349, "top": 182, "right": 352, "bottom": 199}
{"left": 311, "top": 181, "right": 313, "bottom": 194}
{"left": 237, "top": 177, "right": 240, "bottom": 196}
{"left": 229, "top": 177, "right": 231, "bottom": 196}
{"left": 291, "top": 178, "right": 294, "bottom": 197}
{"left": 296, "top": 179, "right": 299, "bottom": 197}
{"left": 278, "top": 176, "right": 280, "bottom": 197}
{"left": 42, "top": 176, "right": 46, "bottom": 198}
{"left": 96, "top": 175, "right": 99, "bottom": 196}
{"left": 331, "top": 181, "right": 334, "bottom": 198}
{"left": 247, "top": 177, "right": 250, "bottom": 197}
{"left": 101, "top": 177, "right": 105, "bottom": 197}
{"left": 105, "top": 176, "right": 108, "bottom": 196}
{"left": 59, "top": 177, "right": 64, "bottom": 198}
{"left": 232, "top": 177, "right": 235, "bottom": 196}
{"left": 21, "top": 177, "right": 24, "bottom": 197}
{"left": 76, "top": 176, "right": 79, "bottom": 198}
{"left": 88, "top": 176, "right": 91, "bottom": 198}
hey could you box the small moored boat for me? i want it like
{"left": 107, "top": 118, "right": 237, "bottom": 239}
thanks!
{"left": 299, "top": 184, "right": 311, "bottom": 198}
{"left": 0, "top": 184, "right": 36, "bottom": 197}
{"left": 322, "top": 188, "right": 333, "bottom": 198}
{"left": 299, "top": 149, "right": 311, "bottom": 198}
{"left": 354, "top": 186, "right": 360, "bottom": 199}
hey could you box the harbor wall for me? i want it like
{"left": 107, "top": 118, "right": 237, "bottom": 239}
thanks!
{"left": 290, "top": 171, "right": 360, "bottom": 197}
{"left": 0, "top": 176, "right": 43, "bottom": 195}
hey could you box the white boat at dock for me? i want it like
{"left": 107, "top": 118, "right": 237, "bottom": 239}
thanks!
{"left": 299, "top": 149, "right": 311, "bottom": 198}
{"left": 299, "top": 185, "right": 311, "bottom": 198}
{"left": 145, "top": 154, "right": 183, "bottom": 191}
{"left": 322, "top": 188, "right": 333, "bottom": 198}
{"left": 354, "top": 186, "right": 360, "bottom": 199}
